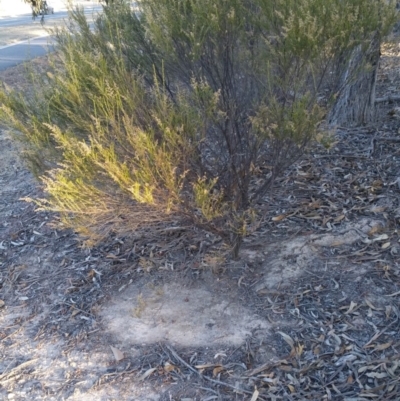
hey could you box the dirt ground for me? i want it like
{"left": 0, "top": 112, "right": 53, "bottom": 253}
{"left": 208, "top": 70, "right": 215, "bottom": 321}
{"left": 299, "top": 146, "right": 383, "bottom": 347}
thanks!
{"left": 1, "top": 45, "right": 400, "bottom": 401}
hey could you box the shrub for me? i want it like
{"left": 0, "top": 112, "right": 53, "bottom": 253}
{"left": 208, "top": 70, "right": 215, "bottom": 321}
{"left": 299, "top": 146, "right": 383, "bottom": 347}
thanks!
{"left": 0, "top": 0, "right": 397, "bottom": 258}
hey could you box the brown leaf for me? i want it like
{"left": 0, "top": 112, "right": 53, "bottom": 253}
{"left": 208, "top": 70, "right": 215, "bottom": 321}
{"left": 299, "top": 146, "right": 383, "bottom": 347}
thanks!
{"left": 106, "top": 253, "right": 118, "bottom": 259}
{"left": 373, "top": 342, "right": 393, "bottom": 351}
{"left": 372, "top": 180, "right": 383, "bottom": 189}
{"left": 308, "top": 200, "right": 322, "bottom": 209}
{"left": 313, "top": 346, "right": 321, "bottom": 355}
{"left": 213, "top": 365, "right": 224, "bottom": 377}
{"left": 71, "top": 308, "right": 80, "bottom": 317}
{"left": 295, "top": 344, "right": 304, "bottom": 357}
{"left": 0, "top": 299, "right": 5, "bottom": 308}
{"left": 370, "top": 206, "right": 386, "bottom": 213}
{"left": 272, "top": 214, "right": 286, "bottom": 222}
{"left": 368, "top": 225, "right": 382, "bottom": 236}
{"left": 334, "top": 214, "right": 345, "bottom": 222}
{"left": 164, "top": 362, "right": 178, "bottom": 373}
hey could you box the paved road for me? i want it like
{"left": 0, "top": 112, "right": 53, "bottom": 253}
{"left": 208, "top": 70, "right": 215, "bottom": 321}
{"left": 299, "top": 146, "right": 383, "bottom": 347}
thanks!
{"left": 0, "top": 6, "right": 102, "bottom": 71}
{"left": 0, "top": 36, "right": 53, "bottom": 70}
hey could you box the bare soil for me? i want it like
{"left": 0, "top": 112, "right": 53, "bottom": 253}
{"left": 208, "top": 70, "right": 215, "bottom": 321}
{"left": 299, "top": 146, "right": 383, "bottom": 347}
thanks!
{"left": 1, "top": 45, "right": 400, "bottom": 401}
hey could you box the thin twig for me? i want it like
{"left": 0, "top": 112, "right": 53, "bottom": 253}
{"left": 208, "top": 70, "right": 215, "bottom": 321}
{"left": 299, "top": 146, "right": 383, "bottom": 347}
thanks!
{"left": 166, "top": 345, "right": 263, "bottom": 398}
{"left": 165, "top": 344, "right": 200, "bottom": 376}
{"left": 0, "top": 359, "right": 38, "bottom": 381}
{"left": 375, "top": 94, "right": 400, "bottom": 104}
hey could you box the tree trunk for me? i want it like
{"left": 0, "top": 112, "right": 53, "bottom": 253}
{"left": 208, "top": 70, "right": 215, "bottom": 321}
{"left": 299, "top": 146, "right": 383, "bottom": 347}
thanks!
{"left": 328, "top": 34, "right": 381, "bottom": 128}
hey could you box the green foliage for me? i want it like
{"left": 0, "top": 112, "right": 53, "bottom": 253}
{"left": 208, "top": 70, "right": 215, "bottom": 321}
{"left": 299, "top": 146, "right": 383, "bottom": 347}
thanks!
{"left": 0, "top": 0, "right": 397, "bottom": 256}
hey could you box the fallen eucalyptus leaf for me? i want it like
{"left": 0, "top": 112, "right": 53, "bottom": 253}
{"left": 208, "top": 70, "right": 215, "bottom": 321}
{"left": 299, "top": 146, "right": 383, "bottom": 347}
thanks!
{"left": 372, "top": 234, "right": 389, "bottom": 242}
{"left": 373, "top": 341, "right": 392, "bottom": 351}
{"left": 138, "top": 367, "right": 157, "bottom": 381}
{"left": 250, "top": 388, "right": 259, "bottom": 401}
{"left": 110, "top": 346, "right": 124, "bottom": 362}
{"left": 212, "top": 366, "right": 224, "bottom": 377}
{"left": 272, "top": 214, "right": 286, "bottom": 222}
{"left": 365, "top": 299, "right": 382, "bottom": 311}
{"left": 164, "top": 361, "right": 177, "bottom": 372}
{"left": 277, "top": 331, "right": 294, "bottom": 350}
{"left": 345, "top": 301, "right": 357, "bottom": 314}
{"left": 366, "top": 372, "right": 388, "bottom": 379}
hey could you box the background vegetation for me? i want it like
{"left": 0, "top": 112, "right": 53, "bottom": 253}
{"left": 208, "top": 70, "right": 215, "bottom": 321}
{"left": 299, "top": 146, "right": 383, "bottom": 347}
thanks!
{"left": 0, "top": 0, "right": 397, "bottom": 257}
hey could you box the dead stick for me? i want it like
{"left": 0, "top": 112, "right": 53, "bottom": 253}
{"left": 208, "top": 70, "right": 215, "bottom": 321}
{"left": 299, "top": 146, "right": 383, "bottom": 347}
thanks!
{"left": 375, "top": 95, "right": 400, "bottom": 104}
{"left": 166, "top": 345, "right": 258, "bottom": 397}
{"left": 0, "top": 359, "right": 38, "bottom": 381}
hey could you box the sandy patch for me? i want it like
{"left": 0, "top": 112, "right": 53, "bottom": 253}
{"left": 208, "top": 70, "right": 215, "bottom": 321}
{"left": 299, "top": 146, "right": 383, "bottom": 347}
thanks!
{"left": 252, "top": 218, "right": 385, "bottom": 292}
{"left": 101, "top": 282, "right": 270, "bottom": 347}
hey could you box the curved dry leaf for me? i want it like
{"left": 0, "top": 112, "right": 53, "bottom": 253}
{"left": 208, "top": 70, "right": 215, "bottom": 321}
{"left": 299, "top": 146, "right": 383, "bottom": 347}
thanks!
{"left": 250, "top": 388, "right": 259, "bottom": 401}
{"left": 358, "top": 365, "right": 370, "bottom": 373}
{"left": 387, "top": 361, "right": 399, "bottom": 377}
{"left": 344, "top": 301, "right": 357, "bottom": 315}
{"left": 272, "top": 214, "right": 286, "bottom": 222}
{"left": 373, "top": 341, "right": 393, "bottom": 351}
{"left": 164, "top": 361, "right": 178, "bottom": 373}
{"left": 295, "top": 344, "right": 304, "bottom": 357}
{"left": 138, "top": 367, "right": 157, "bottom": 381}
{"left": 365, "top": 299, "right": 382, "bottom": 311}
{"left": 301, "top": 213, "right": 322, "bottom": 220}
{"left": 335, "top": 354, "right": 357, "bottom": 366}
{"left": 362, "top": 238, "right": 372, "bottom": 244}
{"left": 334, "top": 214, "right": 345, "bottom": 222}
{"left": 278, "top": 331, "right": 294, "bottom": 350}
{"left": 385, "top": 305, "right": 392, "bottom": 319}
{"left": 366, "top": 371, "right": 388, "bottom": 379}
{"left": 212, "top": 365, "right": 224, "bottom": 377}
{"left": 110, "top": 346, "right": 124, "bottom": 362}
{"left": 372, "top": 234, "right": 389, "bottom": 242}
{"left": 381, "top": 242, "right": 391, "bottom": 249}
